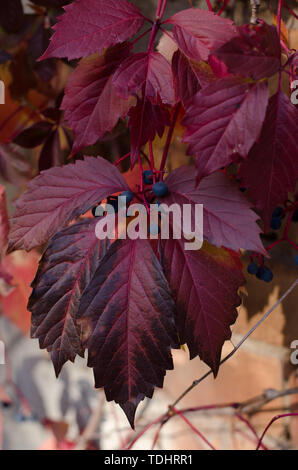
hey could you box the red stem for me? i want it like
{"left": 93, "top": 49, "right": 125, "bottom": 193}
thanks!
{"left": 256, "top": 413, "right": 298, "bottom": 450}
{"left": 159, "top": 103, "right": 181, "bottom": 177}
{"left": 282, "top": 1, "right": 298, "bottom": 20}
{"left": 206, "top": 0, "right": 214, "bottom": 12}
{"left": 218, "top": 0, "right": 229, "bottom": 15}
{"left": 171, "top": 407, "right": 216, "bottom": 450}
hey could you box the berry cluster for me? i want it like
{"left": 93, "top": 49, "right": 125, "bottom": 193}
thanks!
{"left": 247, "top": 262, "right": 274, "bottom": 282}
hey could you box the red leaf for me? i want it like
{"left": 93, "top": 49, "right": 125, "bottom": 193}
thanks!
{"left": 0, "top": 186, "right": 9, "bottom": 260}
{"left": 28, "top": 219, "right": 110, "bottom": 376}
{"left": 77, "top": 238, "right": 178, "bottom": 428}
{"left": 164, "top": 166, "right": 266, "bottom": 254}
{"left": 239, "top": 91, "right": 298, "bottom": 229}
{"left": 61, "top": 44, "right": 132, "bottom": 152}
{"left": 128, "top": 98, "right": 170, "bottom": 167}
{"left": 165, "top": 8, "right": 236, "bottom": 62}
{"left": 113, "top": 51, "right": 175, "bottom": 105}
{"left": 172, "top": 50, "right": 202, "bottom": 107}
{"left": 161, "top": 239, "right": 244, "bottom": 374}
{"left": 9, "top": 156, "right": 129, "bottom": 251}
{"left": 182, "top": 77, "right": 269, "bottom": 181}
{"left": 213, "top": 23, "right": 281, "bottom": 80}
{"left": 39, "top": 0, "right": 145, "bottom": 61}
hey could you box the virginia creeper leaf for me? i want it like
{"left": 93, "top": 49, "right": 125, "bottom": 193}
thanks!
{"left": 165, "top": 8, "right": 236, "bottom": 62}
{"left": 161, "top": 239, "right": 244, "bottom": 374}
{"left": 38, "top": 129, "right": 64, "bottom": 171}
{"left": 9, "top": 156, "right": 129, "bottom": 251}
{"left": 213, "top": 23, "right": 281, "bottom": 80}
{"left": 182, "top": 77, "right": 269, "bottom": 181}
{"left": 77, "top": 238, "right": 178, "bottom": 428}
{"left": 29, "top": 218, "right": 110, "bottom": 376}
{"left": 39, "top": 0, "right": 145, "bottom": 61}
{"left": 0, "top": 0, "right": 24, "bottom": 33}
{"left": 61, "top": 44, "right": 132, "bottom": 152}
{"left": 239, "top": 91, "right": 298, "bottom": 229}
{"left": 164, "top": 166, "right": 266, "bottom": 254}
{"left": 128, "top": 98, "right": 170, "bottom": 167}
{"left": 13, "top": 122, "right": 53, "bottom": 148}
{"left": 112, "top": 51, "right": 175, "bottom": 105}
{"left": 172, "top": 50, "right": 202, "bottom": 107}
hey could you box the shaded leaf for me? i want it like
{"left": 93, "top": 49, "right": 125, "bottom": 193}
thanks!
{"left": 213, "top": 23, "right": 281, "bottom": 80}
{"left": 77, "top": 238, "right": 178, "bottom": 428}
{"left": 128, "top": 97, "right": 170, "bottom": 167}
{"left": 9, "top": 156, "right": 129, "bottom": 251}
{"left": 182, "top": 77, "right": 269, "bottom": 181}
{"left": 61, "top": 44, "right": 132, "bottom": 153}
{"left": 239, "top": 91, "right": 298, "bottom": 229}
{"left": 0, "top": 0, "right": 24, "bottom": 33}
{"left": 39, "top": 0, "right": 145, "bottom": 61}
{"left": 29, "top": 218, "right": 110, "bottom": 376}
{"left": 13, "top": 122, "right": 53, "bottom": 148}
{"left": 38, "top": 129, "right": 64, "bottom": 171}
{"left": 165, "top": 8, "right": 236, "bottom": 62}
{"left": 161, "top": 239, "right": 244, "bottom": 374}
{"left": 164, "top": 166, "right": 265, "bottom": 254}
{"left": 172, "top": 50, "right": 202, "bottom": 107}
{"left": 113, "top": 51, "right": 175, "bottom": 105}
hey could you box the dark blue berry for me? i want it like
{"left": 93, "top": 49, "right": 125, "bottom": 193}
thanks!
{"left": 262, "top": 267, "right": 273, "bottom": 283}
{"left": 272, "top": 206, "right": 283, "bottom": 218}
{"left": 295, "top": 255, "right": 298, "bottom": 266}
{"left": 152, "top": 182, "right": 168, "bottom": 197}
{"left": 121, "top": 190, "right": 133, "bottom": 203}
{"left": 292, "top": 210, "right": 298, "bottom": 222}
{"left": 256, "top": 266, "right": 265, "bottom": 280}
{"left": 270, "top": 217, "right": 282, "bottom": 230}
{"left": 247, "top": 262, "right": 258, "bottom": 275}
{"left": 143, "top": 170, "right": 153, "bottom": 185}
{"left": 256, "top": 266, "right": 273, "bottom": 282}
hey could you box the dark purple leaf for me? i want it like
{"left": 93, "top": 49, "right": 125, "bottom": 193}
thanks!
{"left": 29, "top": 218, "right": 110, "bottom": 376}
{"left": 9, "top": 156, "right": 129, "bottom": 251}
{"left": 182, "top": 77, "right": 269, "bottom": 181}
{"left": 164, "top": 166, "right": 266, "bottom": 254}
{"left": 113, "top": 52, "right": 175, "bottom": 105}
{"left": 213, "top": 23, "right": 281, "bottom": 80}
{"left": 0, "top": 0, "right": 24, "bottom": 33}
{"left": 172, "top": 50, "right": 202, "bottom": 107}
{"left": 61, "top": 44, "right": 132, "bottom": 153}
{"left": 77, "top": 238, "right": 178, "bottom": 428}
{"left": 239, "top": 91, "right": 298, "bottom": 229}
{"left": 165, "top": 8, "right": 236, "bottom": 62}
{"left": 39, "top": 0, "right": 145, "bottom": 61}
{"left": 161, "top": 238, "right": 244, "bottom": 374}
{"left": 128, "top": 98, "right": 170, "bottom": 167}
{"left": 38, "top": 129, "right": 65, "bottom": 171}
{"left": 13, "top": 122, "right": 53, "bottom": 148}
